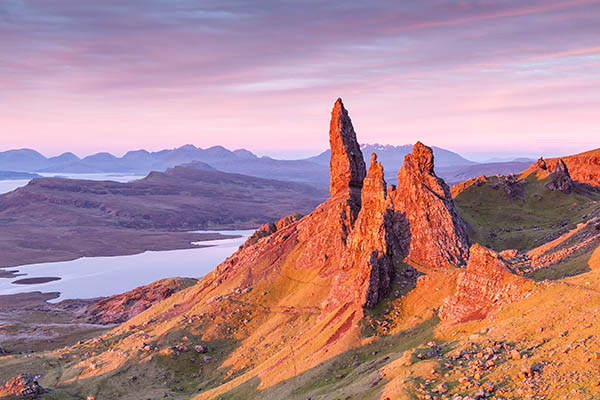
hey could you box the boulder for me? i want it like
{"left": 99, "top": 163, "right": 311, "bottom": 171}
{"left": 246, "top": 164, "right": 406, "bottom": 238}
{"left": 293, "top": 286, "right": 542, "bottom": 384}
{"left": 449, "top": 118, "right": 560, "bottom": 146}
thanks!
{"left": 0, "top": 374, "right": 47, "bottom": 398}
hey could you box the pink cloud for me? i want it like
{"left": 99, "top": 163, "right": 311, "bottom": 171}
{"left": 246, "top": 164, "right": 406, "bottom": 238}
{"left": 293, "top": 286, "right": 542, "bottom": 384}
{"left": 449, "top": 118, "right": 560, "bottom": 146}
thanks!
{"left": 0, "top": 0, "right": 599, "bottom": 158}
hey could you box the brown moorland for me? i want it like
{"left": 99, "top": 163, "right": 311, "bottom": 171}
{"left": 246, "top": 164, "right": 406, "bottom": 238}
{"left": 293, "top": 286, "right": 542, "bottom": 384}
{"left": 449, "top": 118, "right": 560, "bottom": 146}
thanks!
{"left": 0, "top": 167, "right": 327, "bottom": 270}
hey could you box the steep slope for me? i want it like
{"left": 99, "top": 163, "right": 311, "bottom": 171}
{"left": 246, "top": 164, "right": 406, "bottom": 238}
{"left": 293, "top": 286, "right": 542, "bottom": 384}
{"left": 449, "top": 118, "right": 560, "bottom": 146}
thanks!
{"left": 0, "top": 99, "right": 484, "bottom": 400}
{"left": 453, "top": 167, "right": 600, "bottom": 252}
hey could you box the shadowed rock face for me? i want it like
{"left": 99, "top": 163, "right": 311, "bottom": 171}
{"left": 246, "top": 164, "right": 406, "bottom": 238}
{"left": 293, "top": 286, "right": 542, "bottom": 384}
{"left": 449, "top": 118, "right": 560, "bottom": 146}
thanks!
{"left": 545, "top": 159, "right": 575, "bottom": 193}
{"left": 329, "top": 98, "right": 366, "bottom": 202}
{"left": 390, "top": 141, "right": 471, "bottom": 268}
{"left": 440, "top": 244, "right": 529, "bottom": 323}
{"left": 535, "top": 157, "right": 548, "bottom": 170}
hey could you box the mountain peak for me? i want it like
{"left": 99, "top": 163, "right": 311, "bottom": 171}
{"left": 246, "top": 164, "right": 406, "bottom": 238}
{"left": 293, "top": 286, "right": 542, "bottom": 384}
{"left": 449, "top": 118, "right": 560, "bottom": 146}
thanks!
{"left": 329, "top": 98, "right": 366, "bottom": 198}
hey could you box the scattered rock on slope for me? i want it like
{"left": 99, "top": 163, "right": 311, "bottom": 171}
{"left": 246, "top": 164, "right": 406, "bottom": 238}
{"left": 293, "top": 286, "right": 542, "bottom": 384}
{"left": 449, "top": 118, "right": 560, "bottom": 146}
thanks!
{"left": 0, "top": 374, "right": 47, "bottom": 398}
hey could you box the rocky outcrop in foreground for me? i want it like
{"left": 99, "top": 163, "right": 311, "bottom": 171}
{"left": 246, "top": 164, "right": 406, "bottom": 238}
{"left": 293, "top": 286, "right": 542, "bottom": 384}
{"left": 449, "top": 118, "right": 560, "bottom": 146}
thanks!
{"left": 0, "top": 374, "right": 46, "bottom": 398}
{"left": 440, "top": 244, "right": 530, "bottom": 323}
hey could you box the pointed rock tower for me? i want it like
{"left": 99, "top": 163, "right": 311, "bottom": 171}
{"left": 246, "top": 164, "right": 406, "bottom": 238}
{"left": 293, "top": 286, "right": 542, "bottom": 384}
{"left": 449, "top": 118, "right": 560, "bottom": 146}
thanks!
{"left": 329, "top": 98, "right": 366, "bottom": 203}
{"left": 327, "top": 153, "right": 396, "bottom": 309}
{"left": 389, "top": 142, "right": 470, "bottom": 268}
{"left": 545, "top": 159, "right": 574, "bottom": 193}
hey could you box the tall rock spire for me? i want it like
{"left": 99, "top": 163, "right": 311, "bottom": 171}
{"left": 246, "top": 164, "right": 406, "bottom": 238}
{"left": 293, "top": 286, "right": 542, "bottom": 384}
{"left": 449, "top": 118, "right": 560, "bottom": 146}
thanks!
{"left": 390, "top": 141, "right": 471, "bottom": 268}
{"left": 326, "top": 153, "right": 395, "bottom": 309}
{"left": 329, "top": 98, "right": 366, "bottom": 199}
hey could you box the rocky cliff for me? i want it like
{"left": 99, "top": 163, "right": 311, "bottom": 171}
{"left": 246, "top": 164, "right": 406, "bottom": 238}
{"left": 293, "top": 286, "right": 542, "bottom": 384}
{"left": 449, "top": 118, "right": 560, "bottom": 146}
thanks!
{"left": 440, "top": 244, "right": 530, "bottom": 323}
{"left": 3, "top": 99, "right": 545, "bottom": 400}
{"left": 521, "top": 148, "right": 600, "bottom": 187}
{"left": 329, "top": 98, "right": 367, "bottom": 202}
{"left": 390, "top": 142, "right": 471, "bottom": 268}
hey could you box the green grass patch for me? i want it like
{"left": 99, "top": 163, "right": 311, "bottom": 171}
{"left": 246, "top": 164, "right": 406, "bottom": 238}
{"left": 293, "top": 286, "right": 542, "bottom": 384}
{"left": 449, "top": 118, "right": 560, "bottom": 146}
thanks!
{"left": 454, "top": 174, "right": 600, "bottom": 252}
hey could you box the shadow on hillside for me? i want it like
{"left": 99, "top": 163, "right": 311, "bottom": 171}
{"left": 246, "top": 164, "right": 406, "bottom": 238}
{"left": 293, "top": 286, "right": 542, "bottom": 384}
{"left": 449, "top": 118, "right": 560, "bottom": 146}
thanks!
{"left": 219, "top": 317, "right": 441, "bottom": 400}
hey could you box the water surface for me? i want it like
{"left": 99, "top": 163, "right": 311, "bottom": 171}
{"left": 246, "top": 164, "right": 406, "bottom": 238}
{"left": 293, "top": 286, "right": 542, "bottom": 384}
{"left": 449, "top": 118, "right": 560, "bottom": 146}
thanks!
{"left": 0, "top": 230, "right": 253, "bottom": 301}
{"left": 0, "top": 173, "right": 145, "bottom": 194}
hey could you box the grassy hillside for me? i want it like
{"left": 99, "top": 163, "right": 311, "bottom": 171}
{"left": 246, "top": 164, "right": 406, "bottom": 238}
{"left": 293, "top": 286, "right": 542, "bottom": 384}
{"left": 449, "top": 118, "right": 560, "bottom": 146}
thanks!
{"left": 454, "top": 174, "right": 600, "bottom": 252}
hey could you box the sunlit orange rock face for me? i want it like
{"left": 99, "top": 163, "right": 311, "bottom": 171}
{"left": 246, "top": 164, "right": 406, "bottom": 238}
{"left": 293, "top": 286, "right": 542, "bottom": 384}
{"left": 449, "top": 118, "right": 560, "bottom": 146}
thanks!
{"left": 327, "top": 153, "right": 395, "bottom": 309}
{"left": 558, "top": 151, "right": 600, "bottom": 187}
{"left": 329, "top": 98, "right": 366, "bottom": 202}
{"left": 390, "top": 141, "right": 471, "bottom": 268}
{"left": 522, "top": 148, "right": 600, "bottom": 187}
{"left": 84, "top": 278, "right": 196, "bottom": 324}
{"left": 440, "top": 244, "right": 529, "bottom": 323}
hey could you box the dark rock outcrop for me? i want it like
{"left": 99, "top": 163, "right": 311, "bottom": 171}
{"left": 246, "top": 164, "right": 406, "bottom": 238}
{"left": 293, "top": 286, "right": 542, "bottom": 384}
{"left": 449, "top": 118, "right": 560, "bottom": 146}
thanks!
{"left": 0, "top": 374, "right": 46, "bottom": 398}
{"left": 535, "top": 157, "right": 548, "bottom": 170}
{"left": 545, "top": 159, "right": 575, "bottom": 193}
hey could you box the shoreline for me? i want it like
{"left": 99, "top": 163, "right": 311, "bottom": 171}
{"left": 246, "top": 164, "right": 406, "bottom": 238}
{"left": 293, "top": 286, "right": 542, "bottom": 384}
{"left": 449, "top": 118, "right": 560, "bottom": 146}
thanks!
{"left": 0, "top": 230, "right": 242, "bottom": 272}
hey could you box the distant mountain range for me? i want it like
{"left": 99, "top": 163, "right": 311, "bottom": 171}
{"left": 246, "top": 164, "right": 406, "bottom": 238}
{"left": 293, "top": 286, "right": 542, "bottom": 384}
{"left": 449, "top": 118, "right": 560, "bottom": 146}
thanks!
{"left": 0, "top": 144, "right": 537, "bottom": 186}
{"left": 306, "top": 143, "right": 477, "bottom": 169}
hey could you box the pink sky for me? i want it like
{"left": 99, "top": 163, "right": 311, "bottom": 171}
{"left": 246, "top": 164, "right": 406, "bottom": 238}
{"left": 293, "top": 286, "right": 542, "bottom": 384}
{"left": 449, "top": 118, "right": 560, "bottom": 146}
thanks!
{"left": 1, "top": 0, "right": 599, "bottom": 160}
